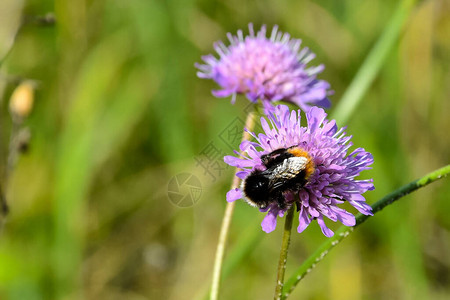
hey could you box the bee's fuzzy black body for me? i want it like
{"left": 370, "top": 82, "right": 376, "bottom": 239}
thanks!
{"left": 241, "top": 146, "right": 315, "bottom": 209}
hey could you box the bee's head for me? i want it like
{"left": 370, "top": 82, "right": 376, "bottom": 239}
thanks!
{"left": 241, "top": 172, "right": 270, "bottom": 209}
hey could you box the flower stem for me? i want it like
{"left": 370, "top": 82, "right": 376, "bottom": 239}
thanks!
{"left": 210, "top": 109, "right": 256, "bottom": 300}
{"left": 282, "top": 164, "right": 450, "bottom": 298}
{"left": 274, "top": 205, "right": 295, "bottom": 300}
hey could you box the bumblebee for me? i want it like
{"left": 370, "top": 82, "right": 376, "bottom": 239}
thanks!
{"left": 240, "top": 146, "right": 315, "bottom": 209}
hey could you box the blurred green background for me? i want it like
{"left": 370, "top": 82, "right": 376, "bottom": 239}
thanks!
{"left": 0, "top": 0, "right": 449, "bottom": 299}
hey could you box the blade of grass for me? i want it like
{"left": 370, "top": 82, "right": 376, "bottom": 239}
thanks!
{"left": 52, "top": 31, "right": 153, "bottom": 298}
{"left": 282, "top": 164, "right": 450, "bottom": 298}
{"left": 331, "top": 0, "right": 416, "bottom": 124}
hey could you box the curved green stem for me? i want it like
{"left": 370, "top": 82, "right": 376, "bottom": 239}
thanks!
{"left": 282, "top": 164, "right": 450, "bottom": 298}
{"left": 210, "top": 109, "right": 256, "bottom": 300}
{"left": 274, "top": 206, "right": 295, "bottom": 300}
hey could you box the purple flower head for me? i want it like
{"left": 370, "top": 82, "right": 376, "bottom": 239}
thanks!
{"left": 196, "top": 24, "right": 332, "bottom": 111}
{"left": 224, "top": 105, "right": 374, "bottom": 237}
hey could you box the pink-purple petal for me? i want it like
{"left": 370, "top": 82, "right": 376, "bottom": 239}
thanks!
{"left": 333, "top": 207, "right": 356, "bottom": 226}
{"left": 261, "top": 210, "right": 279, "bottom": 233}
{"left": 223, "top": 156, "right": 255, "bottom": 168}
{"left": 226, "top": 188, "right": 242, "bottom": 202}
{"left": 317, "top": 216, "right": 334, "bottom": 237}
{"left": 235, "top": 171, "right": 250, "bottom": 179}
{"left": 297, "top": 206, "right": 311, "bottom": 233}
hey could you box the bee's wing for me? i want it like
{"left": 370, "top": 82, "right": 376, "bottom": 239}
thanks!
{"left": 268, "top": 180, "right": 286, "bottom": 191}
{"left": 266, "top": 157, "right": 308, "bottom": 192}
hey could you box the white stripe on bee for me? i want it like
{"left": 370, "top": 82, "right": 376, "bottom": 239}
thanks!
{"left": 272, "top": 157, "right": 308, "bottom": 179}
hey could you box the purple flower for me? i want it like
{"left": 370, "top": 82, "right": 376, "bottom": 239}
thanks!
{"left": 196, "top": 24, "right": 332, "bottom": 111}
{"left": 224, "top": 105, "right": 374, "bottom": 237}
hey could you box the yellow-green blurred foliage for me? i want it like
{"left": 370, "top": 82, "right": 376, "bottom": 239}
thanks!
{"left": 0, "top": 0, "right": 449, "bottom": 299}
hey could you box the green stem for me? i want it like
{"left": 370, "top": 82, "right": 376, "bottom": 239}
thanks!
{"left": 198, "top": 215, "right": 262, "bottom": 300}
{"left": 282, "top": 164, "right": 450, "bottom": 298}
{"left": 274, "top": 206, "right": 295, "bottom": 300}
{"left": 331, "top": 0, "right": 416, "bottom": 124}
{"left": 210, "top": 109, "right": 256, "bottom": 300}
